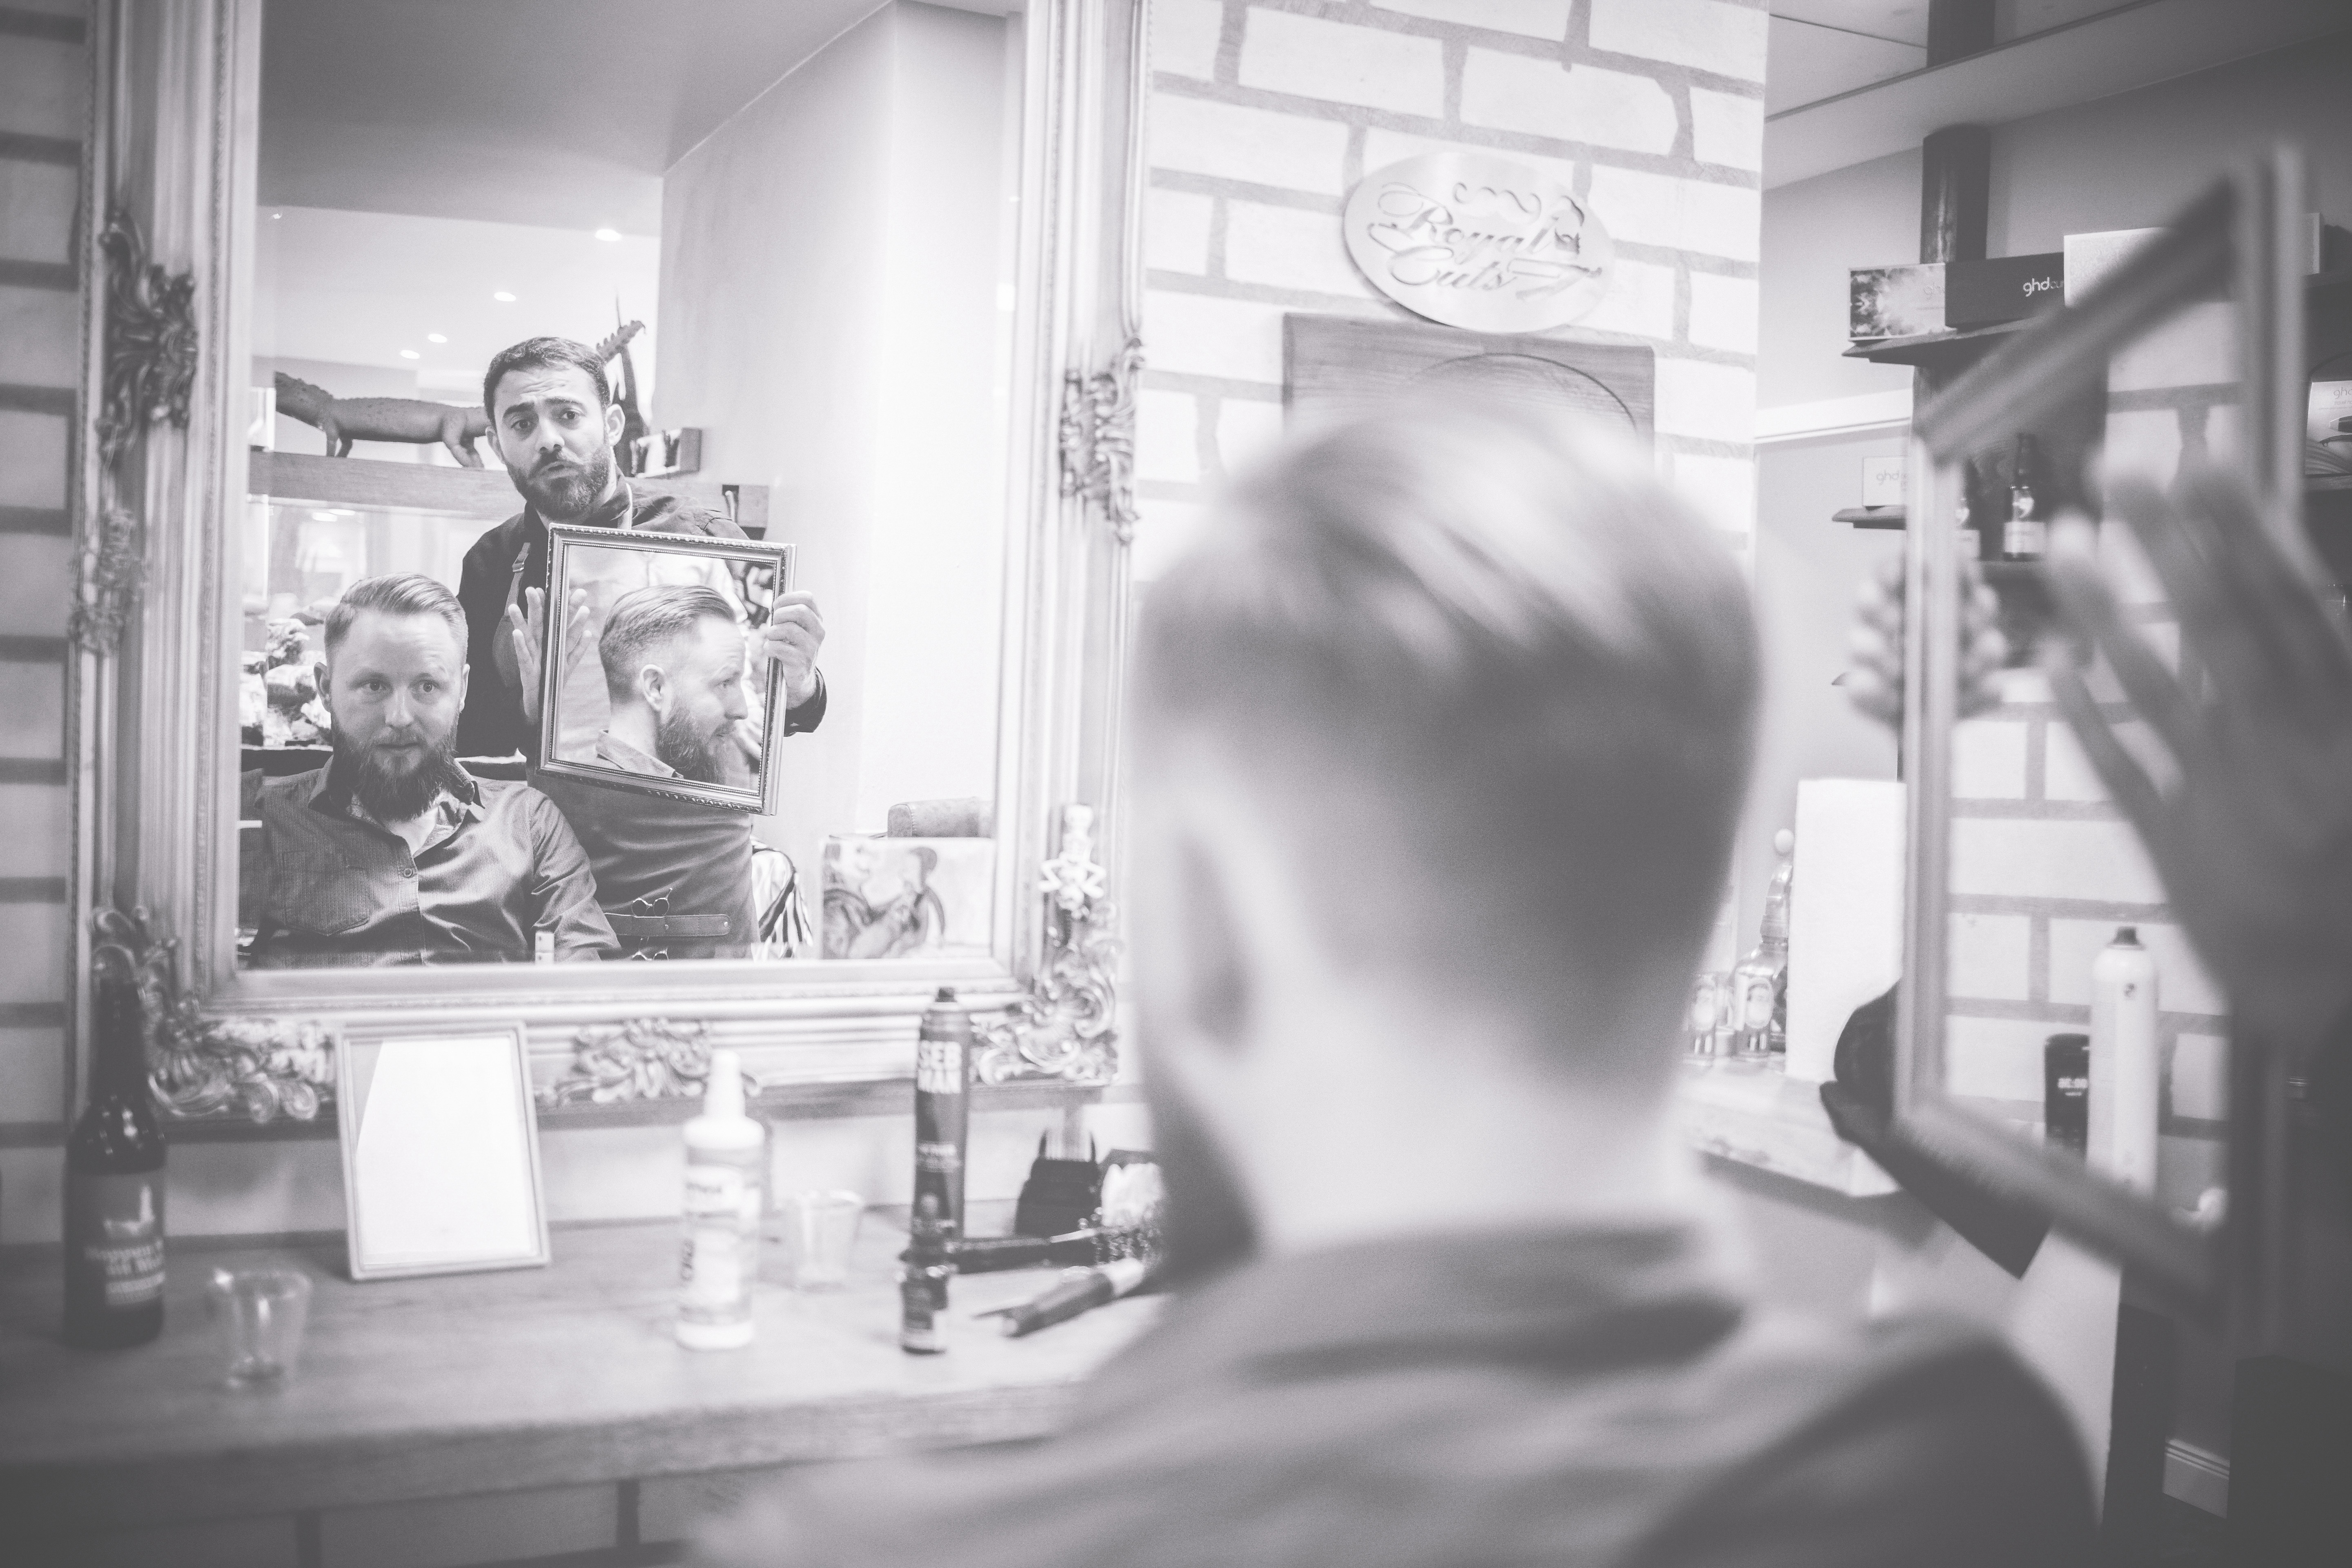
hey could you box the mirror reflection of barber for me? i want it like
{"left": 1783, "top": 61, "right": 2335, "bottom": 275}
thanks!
{"left": 452, "top": 336, "right": 828, "bottom": 763}
{"left": 450, "top": 337, "right": 827, "bottom": 960}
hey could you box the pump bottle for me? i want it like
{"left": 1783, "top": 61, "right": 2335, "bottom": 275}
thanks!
{"left": 677, "top": 1049, "right": 765, "bottom": 1350}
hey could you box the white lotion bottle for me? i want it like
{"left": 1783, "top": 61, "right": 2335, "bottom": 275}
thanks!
{"left": 2089, "top": 927, "right": 2160, "bottom": 1195}
{"left": 677, "top": 1050, "right": 765, "bottom": 1350}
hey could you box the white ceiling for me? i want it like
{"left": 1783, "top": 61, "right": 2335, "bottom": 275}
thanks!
{"left": 1765, "top": 0, "right": 2352, "bottom": 185}
{"left": 257, "top": 0, "right": 893, "bottom": 232}
{"left": 1766, "top": 1, "right": 2165, "bottom": 117}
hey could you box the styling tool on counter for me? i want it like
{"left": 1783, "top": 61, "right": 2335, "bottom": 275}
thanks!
{"left": 677, "top": 1050, "right": 764, "bottom": 1350}
{"left": 912, "top": 988, "right": 972, "bottom": 1246}
{"left": 1011, "top": 1133, "right": 1103, "bottom": 1238}
{"left": 984, "top": 1258, "right": 1157, "bottom": 1338}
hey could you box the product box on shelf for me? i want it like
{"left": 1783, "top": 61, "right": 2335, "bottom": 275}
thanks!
{"left": 1945, "top": 253, "right": 2064, "bottom": 329}
{"left": 1849, "top": 263, "right": 1945, "bottom": 341}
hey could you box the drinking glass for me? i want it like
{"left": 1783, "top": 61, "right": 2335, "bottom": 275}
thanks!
{"left": 781, "top": 1190, "right": 864, "bottom": 1290}
{"left": 209, "top": 1267, "right": 313, "bottom": 1387}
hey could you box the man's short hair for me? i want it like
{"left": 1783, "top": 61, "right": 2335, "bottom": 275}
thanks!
{"left": 323, "top": 573, "right": 468, "bottom": 661}
{"left": 482, "top": 336, "right": 611, "bottom": 419}
{"left": 599, "top": 585, "right": 737, "bottom": 704}
{"left": 1136, "top": 400, "right": 1757, "bottom": 1075}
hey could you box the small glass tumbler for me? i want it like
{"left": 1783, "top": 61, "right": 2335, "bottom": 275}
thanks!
{"left": 208, "top": 1267, "right": 312, "bottom": 1388}
{"left": 781, "top": 1190, "right": 864, "bottom": 1291}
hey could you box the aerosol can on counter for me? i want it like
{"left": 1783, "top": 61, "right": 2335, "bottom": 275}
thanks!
{"left": 912, "top": 988, "right": 973, "bottom": 1245}
{"left": 677, "top": 1050, "right": 764, "bottom": 1350}
{"left": 2089, "top": 928, "right": 2159, "bottom": 1194}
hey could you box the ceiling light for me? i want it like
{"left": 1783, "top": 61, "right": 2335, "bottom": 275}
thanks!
{"left": 399, "top": 349, "right": 420, "bottom": 360}
{"left": 594, "top": 227, "right": 621, "bottom": 242}
{"left": 425, "top": 332, "right": 448, "bottom": 344}
{"left": 270, "top": 210, "right": 283, "bottom": 220}
{"left": 493, "top": 290, "right": 516, "bottom": 302}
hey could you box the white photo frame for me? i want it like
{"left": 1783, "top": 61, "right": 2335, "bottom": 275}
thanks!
{"left": 336, "top": 1026, "right": 551, "bottom": 1281}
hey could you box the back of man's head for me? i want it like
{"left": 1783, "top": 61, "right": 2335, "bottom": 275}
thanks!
{"left": 1136, "top": 400, "right": 1757, "bottom": 1084}
{"left": 600, "top": 585, "right": 735, "bottom": 704}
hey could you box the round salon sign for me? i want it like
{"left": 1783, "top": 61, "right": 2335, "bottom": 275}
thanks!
{"left": 1343, "top": 153, "right": 1613, "bottom": 334}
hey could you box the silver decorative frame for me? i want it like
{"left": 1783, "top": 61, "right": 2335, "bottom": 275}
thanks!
{"left": 534, "top": 524, "right": 796, "bottom": 816}
{"left": 1894, "top": 154, "right": 2303, "bottom": 1330}
{"left": 69, "top": 0, "right": 1152, "bottom": 1125}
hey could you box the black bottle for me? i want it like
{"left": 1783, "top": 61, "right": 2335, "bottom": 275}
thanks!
{"left": 62, "top": 953, "right": 167, "bottom": 1348}
{"left": 2002, "top": 434, "right": 2046, "bottom": 561}
{"left": 899, "top": 1193, "right": 951, "bottom": 1355}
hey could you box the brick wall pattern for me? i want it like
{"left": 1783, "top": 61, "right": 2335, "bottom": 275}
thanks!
{"left": 0, "top": 0, "right": 88, "bottom": 1134}
{"left": 1135, "top": 0, "right": 1767, "bottom": 583}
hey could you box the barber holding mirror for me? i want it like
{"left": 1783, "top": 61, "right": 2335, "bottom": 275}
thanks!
{"left": 453, "top": 337, "right": 831, "bottom": 960}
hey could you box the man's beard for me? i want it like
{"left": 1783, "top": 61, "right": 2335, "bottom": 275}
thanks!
{"left": 337, "top": 728, "right": 463, "bottom": 822}
{"left": 509, "top": 442, "right": 611, "bottom": 518}
{"left": 654, "top": 704, "right": 728, "bottom": 785}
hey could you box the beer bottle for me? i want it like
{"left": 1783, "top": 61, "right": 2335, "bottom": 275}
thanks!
{"left": 63, "top": 951, "right": 167, "bottom": 1348}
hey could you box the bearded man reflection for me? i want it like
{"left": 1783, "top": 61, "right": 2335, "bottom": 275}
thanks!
{"left": 596, "top": 587, "right": 754, "bottom": 787}
{"left": 239, "top": 574, "right": 617, "bottom": 966}
{"left": 532, "top": 587, "right": 772, "bottom": 960}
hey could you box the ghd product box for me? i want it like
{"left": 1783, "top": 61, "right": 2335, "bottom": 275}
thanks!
{"left": 1945, "top": 253, "right": 2064, "bottom": 329}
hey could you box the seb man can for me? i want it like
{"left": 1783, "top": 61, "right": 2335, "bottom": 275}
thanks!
{"left": 912, "top": 987, "right": 973, "bottom": 1245}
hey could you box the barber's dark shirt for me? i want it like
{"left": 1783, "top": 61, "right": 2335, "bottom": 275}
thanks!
{"left": 453, "top": 485, "right": 825, "bottom": 760}
{"left": 693, "top": 1225, "right": 2094, "bottom": 1568}
{"left": 240, "top": 762, "right": 619, "bottom": 965}
{"left": 532, "top": 761, "right": 760, "bottom": 962}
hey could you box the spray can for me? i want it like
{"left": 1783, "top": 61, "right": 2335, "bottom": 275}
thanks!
{"left": 912, "top": 987, "right": 973, "bottom": 1245}
{"left": 2089, "top": 927, "right": 2159, "bottom": 1194}
{"left": 677, "top": 1049, "right": 764, "bottom": 1350}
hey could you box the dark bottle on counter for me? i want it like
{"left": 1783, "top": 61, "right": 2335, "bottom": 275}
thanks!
{"left": 899, "top": 1193, "right": 952, "bottom": 1355}
{"left": 2044, "top": 1033, "right": 2090, "bottom": 1156}
{"left": 2002, "top": 434, "right": 2046, "bottom": 561}
{"left": 63, "top": 952, "right": 167, "bottom": 1348}
{"left": 1955, "top": 457, "right": 1984, "bottom": 562}
{"left": 911, "top": 987, "right": 972, "bottom": 1246}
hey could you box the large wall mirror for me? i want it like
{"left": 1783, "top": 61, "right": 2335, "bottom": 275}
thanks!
{"left": 79, "top": 0, "right": 1147, "bottom": 1116}
{"left": 1895, "top": 154, "right": 2305, "bottom": 1327}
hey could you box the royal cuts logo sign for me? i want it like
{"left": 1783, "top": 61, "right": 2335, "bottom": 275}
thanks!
{"left": 1343, "top": 154, "right": 1612, "bottom": 334}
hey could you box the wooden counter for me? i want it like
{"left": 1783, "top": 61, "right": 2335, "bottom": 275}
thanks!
{"left": 0, "top": 1211, "right": 1160, "bottom": 1546}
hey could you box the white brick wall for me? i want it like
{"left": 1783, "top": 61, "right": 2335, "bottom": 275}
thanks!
{"left": 1240, "top": 10, "right": 1446, "bottom": 116}
{"left": 1138, "top": 0, "right": 1766, "bottom": 587}
{"left": 1588, "top": 0, "right": 1769, "bottom": 81}
{"left": 1459, "top": 53, "right": 1679, "bottom": 152}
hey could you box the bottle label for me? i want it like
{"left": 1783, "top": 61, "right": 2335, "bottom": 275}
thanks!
{"left": 914, "top": 1139, "right": 963, "bottom": 1175}
{"left": 680, "top": 1226, "right": 746, "bottom": 1313}
{"left": 67, "top": 1172, "right": 165, "bottom": 1309}
{"left": 684, "top": 1157, "right": 761, "bottom": 1225}
{"left": 915, "top": 1039, "right": 964, "bottom": 1096}
{"left": 2004, "top": 515, "right": 2046, "bottom": 558}
{"left": 1737, "top": 974, "right": 1777, "bottom": 1032}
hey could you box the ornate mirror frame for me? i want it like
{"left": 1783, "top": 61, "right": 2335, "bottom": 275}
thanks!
{"left": 66, "top": 0, "right": 1149, "bottom": 1129}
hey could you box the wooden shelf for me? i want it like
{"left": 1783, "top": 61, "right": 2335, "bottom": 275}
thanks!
{"left": 1843, "top": 318, "right": 2033, "bottom": 369}
{"left": 1833, "top": 505, "right": 1906, "bottom": 529}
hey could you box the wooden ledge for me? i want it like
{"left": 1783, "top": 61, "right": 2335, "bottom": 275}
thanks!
{"left": 1677, "top": 1059, "right": 1898, "bottom": 1198}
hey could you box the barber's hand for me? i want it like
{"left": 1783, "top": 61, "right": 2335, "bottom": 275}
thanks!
{"left": 2042, "top": 469, "right": 2352, "bottom": 1053}
{"left": 506, "top": 587, "right": 594, "bottom": 724}
{"left": 1846, "top": 553, "right": 2009, "bottom": 729}
{"left": 760, "top": 591, "right": 825, "bottom": 710}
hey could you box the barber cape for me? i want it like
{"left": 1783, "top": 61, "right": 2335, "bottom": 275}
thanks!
{"left": 690, "top": 1224, "right": 2094, "bottom": 1568}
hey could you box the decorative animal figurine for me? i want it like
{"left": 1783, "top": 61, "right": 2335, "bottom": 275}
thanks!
{"left": 272, "top": 372, "right": 491, "bottom": 467}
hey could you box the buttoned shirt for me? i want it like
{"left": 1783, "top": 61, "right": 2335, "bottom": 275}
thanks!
{"left": 692, "top": 1225, "right": 2094, "bottom": 1568}
{"left": 593, "top": 731, "right": 675, "bottom": 777}
{"left": 239, "top": 761, "right": 619, "bottom": 965}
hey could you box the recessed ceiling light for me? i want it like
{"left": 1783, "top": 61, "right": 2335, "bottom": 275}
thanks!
{"left": 594, "top": 227, "right": 621, "bottom": 242}
{"left": 492, "top": 290, "right": 516, "bottom": 303}
{"left": 399, "top": 349, "right": 420, "bottom": 359}
{"left": 425, "top": 332, "right": 448, "bottom": 344}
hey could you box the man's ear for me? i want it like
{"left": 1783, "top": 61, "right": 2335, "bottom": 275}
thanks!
{"left": 454, "top": 662, "right": 469, "bottom": 710}
{"left": 638, "top": 664, "right": 668, "bottom": 714}
{"left": 1172, "top": 833, "right": 1253, "bottom": 1054}
{"left": 313, "top": 657, "right": 332, "bottom": 713}
{"left": 603, "top": 398, "right": 625, "bottom": 449}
